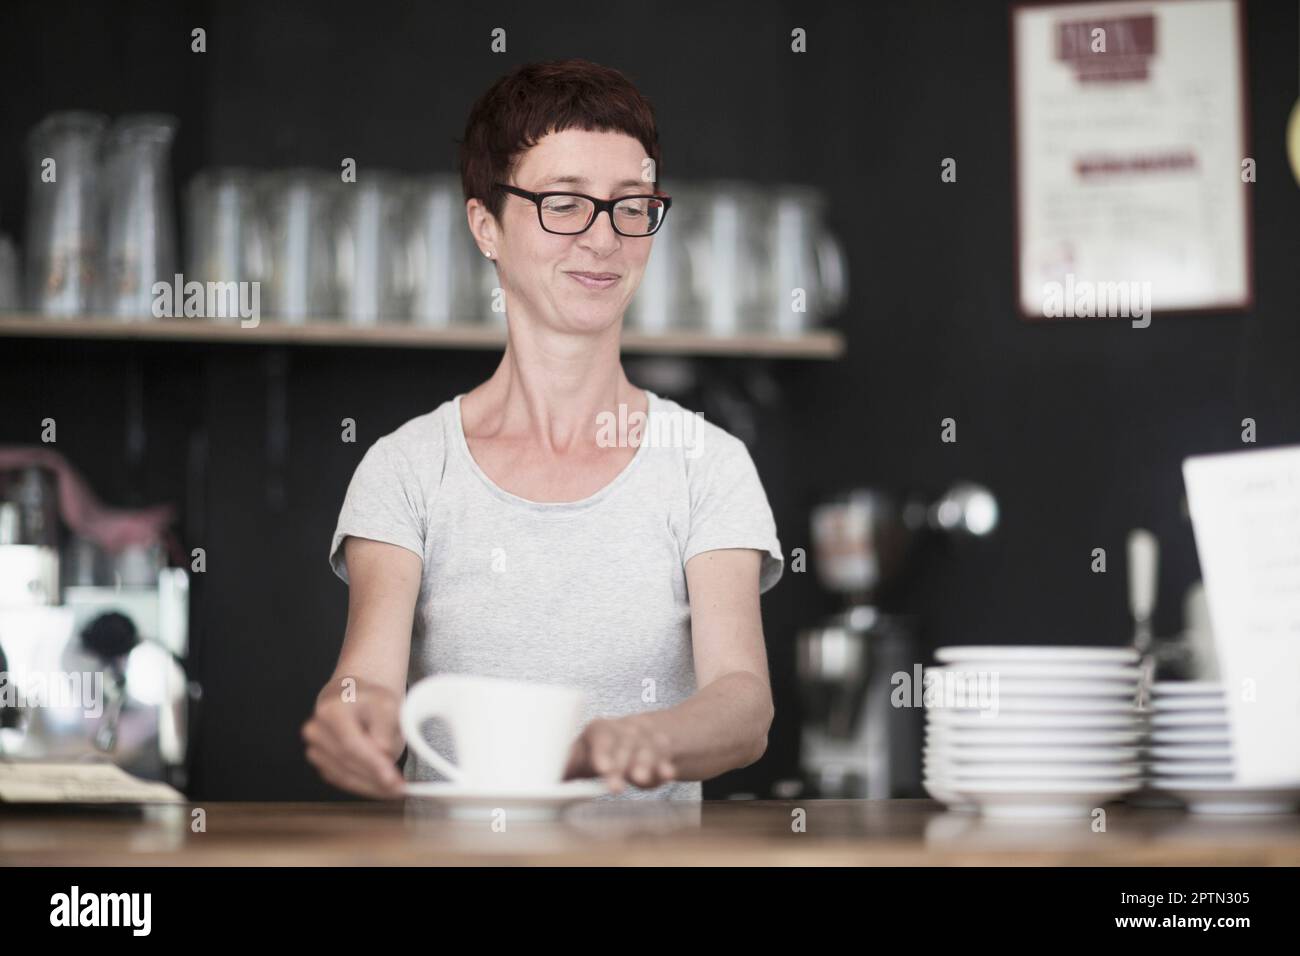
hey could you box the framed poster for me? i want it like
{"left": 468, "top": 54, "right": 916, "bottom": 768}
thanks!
{"left": 1011, "top": 0, "right": 1253, "bottom": 320}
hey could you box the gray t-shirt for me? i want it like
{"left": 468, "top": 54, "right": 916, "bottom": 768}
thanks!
{"left": 328, "top": 389, "right": 783, "bottom": 800}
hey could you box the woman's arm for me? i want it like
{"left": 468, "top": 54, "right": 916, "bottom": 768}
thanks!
{"left": 566, "top": 547, "right": 775, "bottom": 792}
{"left": 302, "top": 536, "right": 422, "bottom": 798}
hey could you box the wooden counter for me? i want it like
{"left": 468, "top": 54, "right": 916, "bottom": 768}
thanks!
{"left": 3, "top": 799, "right": 1300, "bottom": 866}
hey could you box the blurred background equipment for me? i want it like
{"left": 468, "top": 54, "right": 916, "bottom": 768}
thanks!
{"left": 0, "top": 453, "right": 192, "bottom": 786}
{"left": 797, "top": 482, "right": 999, "bottom": 798}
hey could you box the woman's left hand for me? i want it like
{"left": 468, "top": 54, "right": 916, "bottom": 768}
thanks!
{"left": 564, "top": 716, "right": 678, "bottom": 793}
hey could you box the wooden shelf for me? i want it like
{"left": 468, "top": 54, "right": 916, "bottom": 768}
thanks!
{"left": 0, "top": 313, "right": 844, "bottom": 359}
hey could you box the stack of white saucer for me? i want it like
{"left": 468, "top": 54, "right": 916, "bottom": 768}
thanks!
{"left": 1145, "top": 681, "right": 1300, "bottom": 814}
{"left": 923, "top": 646, "right": 1144, "bottom": 819}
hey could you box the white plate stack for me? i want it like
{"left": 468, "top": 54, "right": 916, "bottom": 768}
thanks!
{"left": 1145, "top": 681, "right": 1300, "bottom": 814}
{"left": 923, "top": 646, "right": 1144, "bottom": 819}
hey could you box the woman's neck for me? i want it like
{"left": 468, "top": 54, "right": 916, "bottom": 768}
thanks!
{"left": 462, "top": 318, "right": 646, "bottom": 454}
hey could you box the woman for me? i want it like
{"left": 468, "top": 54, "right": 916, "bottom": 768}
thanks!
{"left": 302, "top": 59, "right": 783, "bottom": 800}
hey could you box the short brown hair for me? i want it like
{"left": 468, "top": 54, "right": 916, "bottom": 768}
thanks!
{"left": 459, "top": 58, "right": 662, "bottom": 223}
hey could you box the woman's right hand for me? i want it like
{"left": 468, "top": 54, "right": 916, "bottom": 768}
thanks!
{"left": 302, "top": 676, "right": 407, "bottom": 799}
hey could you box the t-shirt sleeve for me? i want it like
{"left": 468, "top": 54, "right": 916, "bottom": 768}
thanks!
{"left": 682, "top": 432, "right": 784, "bottom": 594}
{"left": 329, "top": 436, "right": 427, "bottom": 585}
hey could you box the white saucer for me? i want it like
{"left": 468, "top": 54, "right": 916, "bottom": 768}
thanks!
{"left": 1147, "top": 781, "right": 1300, "bottom": 815}
{"left": 1147, "top": 761, "right": 1235, "bottom": 777}
{"left": 927, "top": 711, "right": 1142, "bottom": 729}
{"left": 1150, "top": 681, "right": 1225, "bottom": 696}
{"left": 931, "top": 697, "right": 1139, "bottom": 713}
{"left": 926, "top": 727, "right": 1145, "bottom": 746}
{"left": 924, "top": 744, "right": 1141, "bottom": 763}
{"left": 935, "top": 646, "right": 1139, "bottom": 665}
{"left": 1145, "top": 744, "right": 1234, "bottom": 760}
{"left": 940, "top": 780, "right": 1140, "bottom": 819}
{"left": 924, "top": 763, "right": 1141, "bottom": 780}
{"left": 1148, "top": 728, "right": 1233, "bottom": 745}
{"left": 925, "top": 679, "right": 1138, "bottom": 699}
{"left": 1150, "top": 696, "right": 1227, "bottom": 712}
{"left": 404, "top": 779, "right": 609, "bottom": 820}
{"left": 1149, "top": 712, "right": 1229, "bottom": 728}
{"left": 927, "top": 662, "right": 1141, "bottom": 681}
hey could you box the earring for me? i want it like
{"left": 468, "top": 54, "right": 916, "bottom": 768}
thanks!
{"left": 484, "top": 250, "right": 493, "bottom": 259}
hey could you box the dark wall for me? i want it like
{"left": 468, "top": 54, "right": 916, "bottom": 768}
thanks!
{"left": 1, "top": 0, "right": 1297, "bottom": 800}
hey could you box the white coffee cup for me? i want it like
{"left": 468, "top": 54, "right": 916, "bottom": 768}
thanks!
{"left": 400, "top": 674, "right": 586, "bottom": 789}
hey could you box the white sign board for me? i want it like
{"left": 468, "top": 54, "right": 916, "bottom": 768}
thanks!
{"left": 1183, "top": 446, "right": 1300, "bottom": 786}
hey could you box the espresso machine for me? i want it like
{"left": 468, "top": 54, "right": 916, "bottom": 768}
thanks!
{"left": 0, "top": 465, "right": 194, "bottom": 789}
{"left": 797, "top": 483, "right": 999, "bottom": 798}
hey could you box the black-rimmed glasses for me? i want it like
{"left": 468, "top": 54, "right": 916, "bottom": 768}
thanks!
{"left": 493, "top": 182, "right": 672, "bottom": 236}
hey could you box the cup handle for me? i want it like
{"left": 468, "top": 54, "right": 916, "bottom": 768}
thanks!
{"left": 400, "top": 677, "right": 464, "bottom": 783}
